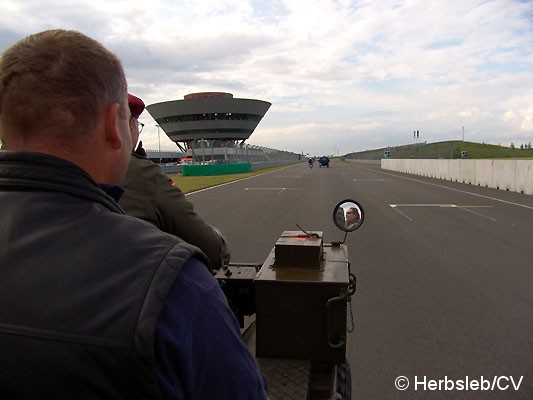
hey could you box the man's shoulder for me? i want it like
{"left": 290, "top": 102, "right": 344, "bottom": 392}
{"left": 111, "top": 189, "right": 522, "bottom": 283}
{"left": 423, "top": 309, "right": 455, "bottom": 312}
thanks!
{"left": 128, "top": 153, "right": 158, "bottom": 170}
{"left": 103, "top": 211, "right": 205, "bottom": 267}
{"left": 122, "top": 154, "right": 161, "bottom": 192}
{"left": 102, "top": 209, "right": 176, "bottom": 243}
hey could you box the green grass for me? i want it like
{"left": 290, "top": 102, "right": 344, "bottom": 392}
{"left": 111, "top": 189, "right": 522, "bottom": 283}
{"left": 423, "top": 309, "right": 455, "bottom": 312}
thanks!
{"left": 168, "top": 163, "right": 300, "bottom": 194}
{"left": 347, "top": 140, "right": 533, "bottom": 160}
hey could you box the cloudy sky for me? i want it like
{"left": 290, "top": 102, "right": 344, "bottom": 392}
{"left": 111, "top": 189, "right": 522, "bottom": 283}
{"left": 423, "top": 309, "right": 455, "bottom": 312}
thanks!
{"left": 2, "top": 0, "right": 532, "bottom": 155}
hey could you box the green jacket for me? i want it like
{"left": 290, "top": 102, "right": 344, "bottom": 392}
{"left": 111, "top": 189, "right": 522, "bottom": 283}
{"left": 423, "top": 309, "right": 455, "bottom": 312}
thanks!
{"left": 120, "top": 153, "right": 230, "bottom": 269}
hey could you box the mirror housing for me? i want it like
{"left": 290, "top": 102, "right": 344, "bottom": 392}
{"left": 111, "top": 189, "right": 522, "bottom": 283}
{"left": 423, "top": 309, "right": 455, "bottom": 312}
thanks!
{"left": 332, "top": 200, "right": 364, "bottom": 244}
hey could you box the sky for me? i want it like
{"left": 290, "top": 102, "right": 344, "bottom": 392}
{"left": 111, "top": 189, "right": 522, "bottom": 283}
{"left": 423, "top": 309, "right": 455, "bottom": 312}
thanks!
{"left": 1, "top": 0, "right": 532, "bottom": 156}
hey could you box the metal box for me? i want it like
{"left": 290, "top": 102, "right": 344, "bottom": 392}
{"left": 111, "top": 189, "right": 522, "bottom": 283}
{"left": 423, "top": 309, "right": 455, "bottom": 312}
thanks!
{"left": 255, "top": 243, "right": 349, "bottom": 363}
{"left": 274, "top": 231, "right": 323, "bottom": 269}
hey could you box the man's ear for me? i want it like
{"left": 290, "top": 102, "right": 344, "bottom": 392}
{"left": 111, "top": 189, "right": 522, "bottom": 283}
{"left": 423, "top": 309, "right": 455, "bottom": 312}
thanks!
{"left": 104, "top": 103, "right": 124, "bottom": 150}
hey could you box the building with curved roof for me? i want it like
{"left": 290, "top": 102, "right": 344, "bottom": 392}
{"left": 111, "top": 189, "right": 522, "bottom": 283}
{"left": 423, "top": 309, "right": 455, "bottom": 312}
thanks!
{"left": 146, "top": 92, "right": 271, "bottom": 161}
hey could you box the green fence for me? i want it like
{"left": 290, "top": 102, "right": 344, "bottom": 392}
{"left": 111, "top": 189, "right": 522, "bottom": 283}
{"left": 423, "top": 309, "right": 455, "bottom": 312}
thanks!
{"left": 182, "top": 162, "right": 252, "bottom": 176}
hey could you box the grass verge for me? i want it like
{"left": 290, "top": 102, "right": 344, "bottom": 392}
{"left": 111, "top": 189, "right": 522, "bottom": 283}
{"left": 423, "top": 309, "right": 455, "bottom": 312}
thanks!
{"left": 168, "top": 163, "right": 300, "bottom": 194}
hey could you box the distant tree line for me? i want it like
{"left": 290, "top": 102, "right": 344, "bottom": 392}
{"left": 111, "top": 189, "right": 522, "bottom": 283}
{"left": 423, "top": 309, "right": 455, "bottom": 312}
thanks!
{"left": 510, "top": 142, "right": 532, "bottom": 150}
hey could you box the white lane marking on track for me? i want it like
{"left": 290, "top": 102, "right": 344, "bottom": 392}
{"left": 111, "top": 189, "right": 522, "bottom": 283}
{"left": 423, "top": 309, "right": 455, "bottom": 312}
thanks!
{"left": 185, "top": 164, "right": 301, "bottom": 196}
{"left": 389, "top": 204, "right": 497, "bottom": 222}
{"left": 456, "top": 207, "right": 497, "bottom": 222}
{"left": 244, "top": 188, "right": 287, "bottom": 190}
{"left": 244, "top": 187, "right": 303, "bottom": 194}
{"left": 389, "top": 205, "right": 414, "bottom": 221}
{"left": 390, "top": 204, "right": 456, "bottom": 207}
{"left": 370, "top": 168, "right": 533, "bottom": 211}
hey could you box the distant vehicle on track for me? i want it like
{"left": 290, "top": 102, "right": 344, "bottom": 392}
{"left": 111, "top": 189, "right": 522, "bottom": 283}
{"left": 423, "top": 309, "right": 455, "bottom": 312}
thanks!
{"left": 319, "top": 156, "right": 330, "bottom": 167}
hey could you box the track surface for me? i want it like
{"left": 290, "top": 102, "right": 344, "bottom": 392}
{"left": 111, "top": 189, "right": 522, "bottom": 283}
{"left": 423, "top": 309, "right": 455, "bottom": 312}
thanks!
{"left": 187, "top": 161, "right": 533, "bottom": 399}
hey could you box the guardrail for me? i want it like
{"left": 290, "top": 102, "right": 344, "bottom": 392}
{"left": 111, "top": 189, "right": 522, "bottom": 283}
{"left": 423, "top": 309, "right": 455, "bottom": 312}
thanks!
{"left": 380, "top": 159, "right": 533, "bottom": 195}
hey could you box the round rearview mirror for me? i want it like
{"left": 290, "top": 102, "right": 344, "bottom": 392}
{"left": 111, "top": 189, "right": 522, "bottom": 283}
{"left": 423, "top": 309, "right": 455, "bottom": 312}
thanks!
{"left": 333, "top": 199, "right": 364, "bottom": 232}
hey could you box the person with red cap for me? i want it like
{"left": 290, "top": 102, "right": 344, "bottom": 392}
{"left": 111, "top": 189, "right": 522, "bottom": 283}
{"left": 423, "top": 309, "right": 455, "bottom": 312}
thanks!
{"left": 0, "top": 30, "right": 266, "bottom": 399}
{"left": 121, "top": 93, "right": 231, "bottom": 270}
{"left": 127, "top": 94, "right": 147, "bottom": 156}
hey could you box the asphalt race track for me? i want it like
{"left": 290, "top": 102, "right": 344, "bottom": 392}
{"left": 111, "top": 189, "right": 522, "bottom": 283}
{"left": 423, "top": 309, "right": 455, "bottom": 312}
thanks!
{"left": 187, "top": 160, "right": 533, "bottom": 400}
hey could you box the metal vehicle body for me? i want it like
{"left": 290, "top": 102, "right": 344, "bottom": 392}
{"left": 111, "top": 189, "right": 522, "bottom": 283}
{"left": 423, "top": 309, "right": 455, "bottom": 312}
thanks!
{"left": 319, "top": 156, "right": 330, "bottom": 167}
{"left": 215, "top": 200, "right": 364, "bottom": 400}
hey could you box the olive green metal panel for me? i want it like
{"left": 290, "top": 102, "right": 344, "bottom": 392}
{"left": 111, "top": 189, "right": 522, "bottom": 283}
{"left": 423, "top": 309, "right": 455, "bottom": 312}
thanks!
{"left": 255, "top": 246, "right": 349, "bottom": 363}
{"left": 256, "top": 246, "right": 348, "bottom": 284}
{"left": 274, "top": 231, "right": 323, "bottom": 269}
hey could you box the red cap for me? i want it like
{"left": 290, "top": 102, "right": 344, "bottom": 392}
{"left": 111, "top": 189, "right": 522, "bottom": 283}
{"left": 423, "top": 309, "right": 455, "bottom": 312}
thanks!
{"left": 128, "top": 93, "right": 145, "bottom": 118}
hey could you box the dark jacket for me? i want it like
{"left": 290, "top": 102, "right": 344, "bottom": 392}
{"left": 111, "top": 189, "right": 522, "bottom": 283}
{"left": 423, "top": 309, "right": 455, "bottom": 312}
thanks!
{"left": 0, "top": 151, "right": 203, "bottom": 399}
{"left": 120, "top": 153, "right": 230, "bottom": 269}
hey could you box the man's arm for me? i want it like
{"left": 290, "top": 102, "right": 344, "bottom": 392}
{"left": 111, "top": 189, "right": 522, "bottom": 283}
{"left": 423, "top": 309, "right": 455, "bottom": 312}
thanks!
{"left": 154, "top": 168, "right": 230, "bottom": 269}
{"left": 120, "top": 155, "right": 230, "bottom": 270}
{"left": 154, "top": 257, "right": 267, "bottom": 399}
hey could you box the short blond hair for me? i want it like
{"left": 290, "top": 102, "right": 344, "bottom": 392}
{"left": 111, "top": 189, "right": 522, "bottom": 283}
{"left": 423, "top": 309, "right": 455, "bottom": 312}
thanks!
{"left": 0, "top": 29, "right": 127, "bottom": 143}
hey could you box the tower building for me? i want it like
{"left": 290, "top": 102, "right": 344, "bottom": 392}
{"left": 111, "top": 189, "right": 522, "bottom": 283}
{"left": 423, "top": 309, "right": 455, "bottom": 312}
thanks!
{"left": 146, "top": 92, "right": 271, "bottom": 162}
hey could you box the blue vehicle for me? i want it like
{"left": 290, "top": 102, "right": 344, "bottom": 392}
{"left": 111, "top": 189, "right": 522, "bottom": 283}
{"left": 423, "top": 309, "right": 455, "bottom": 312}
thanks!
{"left": 319, "top": 156, "right": 330, "bottom": 168}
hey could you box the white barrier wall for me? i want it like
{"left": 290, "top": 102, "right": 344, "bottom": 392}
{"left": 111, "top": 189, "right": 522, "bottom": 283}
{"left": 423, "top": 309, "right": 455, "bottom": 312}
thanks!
{"left": 516, "top": 160, "right": 533, "bottom": 195}
{"left": 381, "top": 159, "right": 533, "bottom": 195}
{"left": 474, "top": 160, "right": 493, "bottom": 188}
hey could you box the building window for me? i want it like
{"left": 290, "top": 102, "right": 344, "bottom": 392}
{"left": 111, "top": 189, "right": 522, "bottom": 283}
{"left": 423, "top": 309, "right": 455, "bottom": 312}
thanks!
{"left": 157, "top": 113, "right": 262, "bottom": 124}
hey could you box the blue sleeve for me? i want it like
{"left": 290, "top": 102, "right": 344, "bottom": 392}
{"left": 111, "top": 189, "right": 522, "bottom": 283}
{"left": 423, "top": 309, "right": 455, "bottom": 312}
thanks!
{"left": 154, "top": 258, "right": 267, "bottom": 399}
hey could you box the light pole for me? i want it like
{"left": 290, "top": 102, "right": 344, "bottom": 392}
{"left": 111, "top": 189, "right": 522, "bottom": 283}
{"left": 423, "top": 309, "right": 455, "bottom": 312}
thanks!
{"left": 156, "top": 124, "right": 162, "bottom": 164}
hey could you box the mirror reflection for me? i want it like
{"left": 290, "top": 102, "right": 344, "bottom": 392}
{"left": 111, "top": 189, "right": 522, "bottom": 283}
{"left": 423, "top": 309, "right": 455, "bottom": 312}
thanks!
{"left": 333, "top": 200, "right": 364, "bottom": 232}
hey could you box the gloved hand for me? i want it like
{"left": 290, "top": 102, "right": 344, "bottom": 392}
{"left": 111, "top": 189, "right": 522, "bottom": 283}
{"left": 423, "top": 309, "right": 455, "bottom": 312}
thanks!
{"left": 211, "top": 225, "right": 231, "bottom": 269}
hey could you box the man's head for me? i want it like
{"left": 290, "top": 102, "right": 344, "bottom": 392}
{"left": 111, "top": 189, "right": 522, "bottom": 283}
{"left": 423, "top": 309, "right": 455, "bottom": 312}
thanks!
{"left": 0, "top": 29, "right": 131, "bottom": 183}
{"left": 345, "top": 207, "right": 359, "bottom": 224}
{"left": 128, "top": 93, "right": 145, "bottom": 149}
